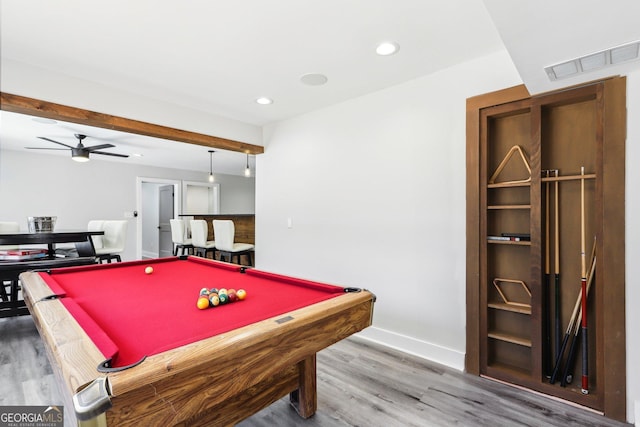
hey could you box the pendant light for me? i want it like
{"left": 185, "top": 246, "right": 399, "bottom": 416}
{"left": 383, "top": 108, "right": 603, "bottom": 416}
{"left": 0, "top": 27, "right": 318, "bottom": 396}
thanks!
{"left": 244, "top": 153, "right": 251, "bottom": 177}
{"left": 208, "top": 150, "right": 215, "bottom": 182}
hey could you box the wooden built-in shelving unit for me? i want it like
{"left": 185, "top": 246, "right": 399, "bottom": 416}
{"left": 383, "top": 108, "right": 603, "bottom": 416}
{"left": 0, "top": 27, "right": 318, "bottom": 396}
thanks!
{"left": 465, "top": 78, "right": 626, "bottom": 422}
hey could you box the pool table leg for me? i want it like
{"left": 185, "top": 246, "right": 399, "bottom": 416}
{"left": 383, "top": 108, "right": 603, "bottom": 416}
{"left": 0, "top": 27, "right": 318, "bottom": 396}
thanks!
{"left": 289, "top": 354, "right": 317, "bottom": 418}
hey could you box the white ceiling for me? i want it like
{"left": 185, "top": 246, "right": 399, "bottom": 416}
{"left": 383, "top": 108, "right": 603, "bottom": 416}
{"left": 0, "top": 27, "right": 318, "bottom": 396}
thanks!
{"left": 1, "top": 0, "right": 640, "bottom": 175}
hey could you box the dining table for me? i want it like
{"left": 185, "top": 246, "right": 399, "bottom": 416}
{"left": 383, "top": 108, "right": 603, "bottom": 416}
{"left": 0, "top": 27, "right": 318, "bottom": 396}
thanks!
{"left": 0, "top": 229, "right": 104, "bottom": 318}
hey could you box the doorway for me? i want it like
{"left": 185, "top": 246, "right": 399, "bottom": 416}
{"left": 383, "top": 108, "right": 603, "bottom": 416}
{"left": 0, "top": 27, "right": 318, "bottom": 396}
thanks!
{"left": 136, "top": 177, "right": 181, "bottom": 260}
{"left": 158, "top": 185, "right": 174, "bottom": 257}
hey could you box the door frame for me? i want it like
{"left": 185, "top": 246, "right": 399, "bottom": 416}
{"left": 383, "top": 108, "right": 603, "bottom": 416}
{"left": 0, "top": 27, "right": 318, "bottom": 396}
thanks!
{"left": 136, "top": 177, "right": 182, "bottom": 260}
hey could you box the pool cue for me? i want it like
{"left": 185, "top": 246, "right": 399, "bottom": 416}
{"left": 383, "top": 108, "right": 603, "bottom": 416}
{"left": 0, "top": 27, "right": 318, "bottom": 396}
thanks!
{"left": 562, "top": 239, "right": 596, "bottom": 386}
{"left": 554, "top": 169, "right": 561, "bottom": 363}
{"left": 580, "top": 166, "right": 589, "bottom": 394}
{"left": 549, "top": 276, "right": 581, "bottom": 384}
{"left": 543, "top": 170, "right": 552, "bottom": 377}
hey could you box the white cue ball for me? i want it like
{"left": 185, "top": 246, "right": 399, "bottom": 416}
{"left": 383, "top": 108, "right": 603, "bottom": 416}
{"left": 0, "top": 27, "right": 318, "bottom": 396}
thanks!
{"left": 145, "top": 266, "right": 154, "bottom": 274}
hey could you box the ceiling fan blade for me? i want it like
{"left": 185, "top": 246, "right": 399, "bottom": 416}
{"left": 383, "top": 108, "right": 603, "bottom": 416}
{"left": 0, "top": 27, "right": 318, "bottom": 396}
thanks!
{"left": 25, "top": 147, "right": 69, "bottom": 151}
{"left": 92, "top": 151, "right": 129, "bottom": 158}
{"left": 37, "top": 137, "right": 75, "bottom": 149}
{"left": 85, "top": 144, "right": 116, "bottom": 152}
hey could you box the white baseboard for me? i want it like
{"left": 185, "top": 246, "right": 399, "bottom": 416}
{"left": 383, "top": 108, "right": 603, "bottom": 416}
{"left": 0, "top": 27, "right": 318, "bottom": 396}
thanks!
{"left": 355, "top": 326, "right": 465, "bottom": 371}
{"left": 141, "top": 250, "right": 158, "bottom": 259}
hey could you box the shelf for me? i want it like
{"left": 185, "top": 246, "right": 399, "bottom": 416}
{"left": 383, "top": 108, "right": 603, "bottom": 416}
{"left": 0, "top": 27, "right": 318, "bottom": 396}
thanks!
{"left": 488, "top": 332, "right": 531, "bottom": 347}
{"left": 487, "top": 204, "right": 531, "bottom": 210}
{"left": 488, "top": 302, "right": 531, "bottom": 315}
{"left": 486, "top": 239, "right": 531, "bottom": 246}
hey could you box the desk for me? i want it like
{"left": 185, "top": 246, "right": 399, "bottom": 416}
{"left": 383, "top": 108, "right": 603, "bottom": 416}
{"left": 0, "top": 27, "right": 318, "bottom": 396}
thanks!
{"left": 20, "top": 256, "right": 375, "bottom": 426}
{"left": 0, "top": 230, "right": 103, "bottom": 318}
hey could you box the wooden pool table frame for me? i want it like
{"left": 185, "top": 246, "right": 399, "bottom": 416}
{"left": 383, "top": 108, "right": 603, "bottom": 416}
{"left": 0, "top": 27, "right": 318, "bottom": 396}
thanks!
{"left": 21, "top": 268, "right": 375, "bottom": 426}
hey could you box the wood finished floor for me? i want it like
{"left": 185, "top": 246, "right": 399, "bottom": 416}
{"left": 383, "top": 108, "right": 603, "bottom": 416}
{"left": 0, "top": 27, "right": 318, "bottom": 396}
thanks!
{"left": 0, "top": 316, "right": 630, "bottom": 427}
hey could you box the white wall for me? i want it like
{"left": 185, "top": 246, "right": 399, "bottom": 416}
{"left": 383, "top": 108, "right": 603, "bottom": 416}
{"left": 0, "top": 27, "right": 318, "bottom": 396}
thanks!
{"left": 257, "top": 50, "right": 522, "bottom": 366}
{"left": 0, "top": 150, "right": 255, "bottom": 261}
{"left": 625, "top": 68, "right": 640, "bottom": 424}
{"left": 257, "top": 50, "right": 639, "bottom": 422}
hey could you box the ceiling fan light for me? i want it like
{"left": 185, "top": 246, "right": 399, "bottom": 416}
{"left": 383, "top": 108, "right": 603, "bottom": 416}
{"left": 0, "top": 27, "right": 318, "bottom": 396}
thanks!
{"left": 72, "top": 154, "right": 90, "bottom": 162}
{"left": 71, "top": 148, "right": 90, "bottom": 162}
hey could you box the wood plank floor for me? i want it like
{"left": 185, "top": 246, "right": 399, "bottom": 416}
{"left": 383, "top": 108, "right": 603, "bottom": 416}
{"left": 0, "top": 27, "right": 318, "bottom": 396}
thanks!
{"left": 0, "top": 316, "right": 630, "bottom": 426}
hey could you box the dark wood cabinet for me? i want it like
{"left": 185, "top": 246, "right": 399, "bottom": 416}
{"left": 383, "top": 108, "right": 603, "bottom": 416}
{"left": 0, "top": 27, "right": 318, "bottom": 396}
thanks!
{"left": 466, "top": 78, "right": 626, "bottom": 421}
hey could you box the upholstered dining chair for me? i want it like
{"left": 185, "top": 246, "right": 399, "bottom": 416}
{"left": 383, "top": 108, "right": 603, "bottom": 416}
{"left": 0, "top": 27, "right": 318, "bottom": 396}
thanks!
{"left": 190, "top": 220, "right": 216, "bottom": 259}
{"left": 88, "top": 220, "right": 128, "bottom": 263}
{"left": 170, "top": 219, "right": 193, "bottom": 256}
{"left": 0, "top": 221, "right": 20, "bottom": 302}
{"left": 212, "top": 220, "right": 254, "bottom": 266}
{"left": 0, "top": 221, "right": 20, "bottom": 251}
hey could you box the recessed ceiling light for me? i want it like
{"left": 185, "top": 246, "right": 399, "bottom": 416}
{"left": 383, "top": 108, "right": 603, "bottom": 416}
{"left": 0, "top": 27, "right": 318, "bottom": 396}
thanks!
{"left": 32, "top": 117, "right": 57, "bottom": 125}
{"left": 132, "top": 153, "right": 143, "bottom": 157}
{"left": 255, "top": 97, "right": 273, "bottom": 105}
{"left": 376, "top": 41, "right": 400, "bottom": 56}
{"left": 300, "top": 73, "right": 328, "bottom": 86}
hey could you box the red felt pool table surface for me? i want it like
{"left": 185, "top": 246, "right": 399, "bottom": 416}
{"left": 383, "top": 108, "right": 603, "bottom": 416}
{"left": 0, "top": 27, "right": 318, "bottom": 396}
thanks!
{"left": 38, "top": 256, "right": 345, "bottom": 368}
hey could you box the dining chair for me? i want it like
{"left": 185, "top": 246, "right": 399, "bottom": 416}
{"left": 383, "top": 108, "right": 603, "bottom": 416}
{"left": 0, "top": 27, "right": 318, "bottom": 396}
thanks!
{"left": 0, "top": 221, "right": 20, "bottom": 251}
{"left": 212, "top": 220, "right": 254, "bottom": 266}
{"left": 0, "top": 221, "right": 20, "bottom": 302}
{"left": 190, "top": 220, "right": 216, "bottom": 259}
{"left": 89, "top": 220, "right": 128, "bottom": 263}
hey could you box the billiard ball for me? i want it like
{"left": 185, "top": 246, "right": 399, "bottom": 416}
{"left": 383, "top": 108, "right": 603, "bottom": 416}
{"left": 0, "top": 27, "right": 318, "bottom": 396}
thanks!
{"left": 228, "top": 291, "right": 237, "bottom": 302}
{"left": 218, "top": 293, "right": 228, "bottom": 304}
{"left": 145, "top": 266, "right": 154, "bottom": 274}
{"left": 236, "top": 289, "right": 247, "bottom": 300}
{"left": 197, "top": 297, "right": 210, "bottom": 310}
{"left": 209, "top": 294, "right": 220, "bottom": 307}
{"left": 200, "top": 288, "right": 210, "bottom": 297}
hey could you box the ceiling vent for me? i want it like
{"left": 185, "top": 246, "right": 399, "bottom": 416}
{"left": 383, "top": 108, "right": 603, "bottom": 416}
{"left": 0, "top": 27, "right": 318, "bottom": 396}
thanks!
{"left": 544, "top": 40, "right": 640, "bottom": 81}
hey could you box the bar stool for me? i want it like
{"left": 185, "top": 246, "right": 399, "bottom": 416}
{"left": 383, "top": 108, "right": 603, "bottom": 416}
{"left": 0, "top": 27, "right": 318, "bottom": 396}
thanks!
{"left": 170, "top": 219, "right": 194, "bottom": 256}
{"left": 213, "top": 220, "right": 254, "bottom": 266}
{"left": 190, "top": 220, "right": 216, "bottom": 259}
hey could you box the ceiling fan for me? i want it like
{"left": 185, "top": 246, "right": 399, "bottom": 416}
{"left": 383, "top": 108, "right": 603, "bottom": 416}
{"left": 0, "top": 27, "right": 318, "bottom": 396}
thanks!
{"left": 26, "top": 133, "right": 129, "bottom": 162}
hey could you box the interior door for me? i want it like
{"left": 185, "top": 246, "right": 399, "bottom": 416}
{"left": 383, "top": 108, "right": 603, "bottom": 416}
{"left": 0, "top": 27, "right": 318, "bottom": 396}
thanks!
{"left": 158, "top": 185, "right": 174, "bottom": 257}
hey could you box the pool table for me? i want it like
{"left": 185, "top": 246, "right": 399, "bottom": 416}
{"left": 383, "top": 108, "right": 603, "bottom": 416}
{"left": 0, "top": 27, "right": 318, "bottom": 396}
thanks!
{"left": 20, "top": 256, "right": 375, "bottom": 426}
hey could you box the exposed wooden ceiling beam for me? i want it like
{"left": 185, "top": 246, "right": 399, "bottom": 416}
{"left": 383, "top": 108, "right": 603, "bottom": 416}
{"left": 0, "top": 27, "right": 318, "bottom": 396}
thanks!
{"left": 0, "top": 92, "right": 264, "bottom": 155}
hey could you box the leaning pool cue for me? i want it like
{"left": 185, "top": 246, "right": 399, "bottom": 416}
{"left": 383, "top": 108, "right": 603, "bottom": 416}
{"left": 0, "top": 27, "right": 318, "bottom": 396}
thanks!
{"left": 549, "top": 274, "right": 581, "bottom": 384}
{"left": 543, "top": 170, "right": 552, "bottom": 377}
{"left": 580, "top": 166, "right": 589, "bottom": 394}
{"left": 562, "top": 237, "right": 596, "bottom": 386}
{"left": 554, "top": 169, "right": 561, "bottom": 364}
